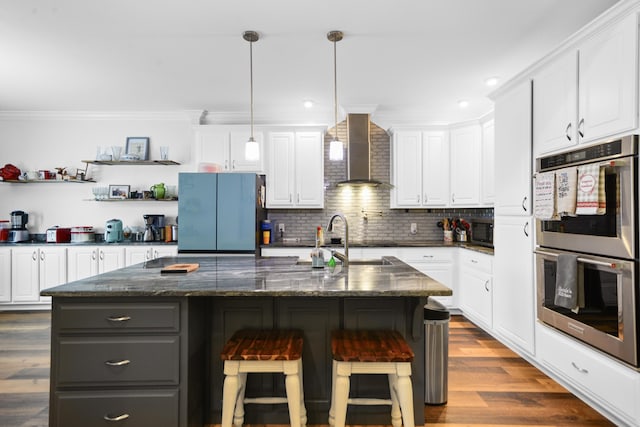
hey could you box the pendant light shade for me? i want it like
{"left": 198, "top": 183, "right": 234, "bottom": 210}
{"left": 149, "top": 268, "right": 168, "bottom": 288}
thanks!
{"left": 244, "top": 30, "right": 260, "bottom": 162}
{"left": 328, "top": 30, "right": 344, "bottom": 161}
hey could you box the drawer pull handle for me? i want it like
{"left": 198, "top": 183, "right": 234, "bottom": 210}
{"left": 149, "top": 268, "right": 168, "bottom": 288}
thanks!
{"left": 103, "top": 413, "right": 130, "bottom": 422}
{"left": 105, "top": 359, "right": 131, "bottom": 367}
{"left": 571, "top": 361, "right": 589, "bottom": 374}
{"left": 106, "top": 316, "right": 131, "bottom": 322}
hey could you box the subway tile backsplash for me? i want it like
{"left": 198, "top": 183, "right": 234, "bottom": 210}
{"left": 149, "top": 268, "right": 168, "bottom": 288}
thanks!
{"left": 267, "top": 120, "right": 493, "bottom": 243}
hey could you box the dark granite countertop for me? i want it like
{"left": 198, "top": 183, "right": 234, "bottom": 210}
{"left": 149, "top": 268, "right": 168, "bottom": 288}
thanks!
{"left": 41, "top": 255, "right": 452, "bottom": 298}
{"left": 263, "top": 240, "right": 494, "bottom": 255}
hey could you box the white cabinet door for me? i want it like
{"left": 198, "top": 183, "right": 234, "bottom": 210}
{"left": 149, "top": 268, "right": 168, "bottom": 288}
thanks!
{"left": 449, "top": 125, "right": 481, "bottom": 206}
{"left": 0, "top": 248, "right": 10, "bottom": 302}
{"left": 533, "top": 51, "right": 578, "bottom": 156}
{"left": 196, "top": 128, "right": 230, "bottom": 170}
{"left": 67, "top": 246, "right": 100, "bottom": 282}
{"left": 493, "top": 216, "right": 535, "bottom": 355}
{"left": 458, "top": 250, "right": 493, "bottom": 330}
{"left": 481, "top": 120, "right": 495, "bottom": 205}
{"left": 422, "top": 131, "right": 449, "bottom": 207}
{"left": 150, "top": 245, "right": 178, "bottom": 260}
{"left": 578, "top": 13, "right": 638, "bottom": 144}
{"left": 229, "top": 130, "right": 264, "bottom": 172}
{"left": 38, "top": 246, "right": 66, "bottom": 302}
{"left": 98, "top": 246, "right": 126, "bottom": 273}
{"left": 126, "top": 246, "right": 152, "bottom": 266}
{"left": 11, "top": 247, "right": 40, "bottom": 302}
{"left": 397, "top": 247, "right": 456, "bottom": 308}
{"left": 392, "top": 131, "right": 423, "bottom": 207}
{"left": 495, "top": 80, "right": 532, "bottom": 216}
{"left": 295, "top": 131, "right": 324, "bottom": 208}
{"left": 266, "top": 130, "right": 324, "bottom": 208}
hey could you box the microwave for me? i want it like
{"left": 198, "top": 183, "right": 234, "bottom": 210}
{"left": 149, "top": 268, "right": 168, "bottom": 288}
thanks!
{"left": 470, "top": 218, "right": 494, "bottom": 248}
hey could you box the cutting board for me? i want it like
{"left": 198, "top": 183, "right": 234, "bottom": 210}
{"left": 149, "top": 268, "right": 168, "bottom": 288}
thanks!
{"left": 160, "top": 263, "right": 200, "bottom": 274}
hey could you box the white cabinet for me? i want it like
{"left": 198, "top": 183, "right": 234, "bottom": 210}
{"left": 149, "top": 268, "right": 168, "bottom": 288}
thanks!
{"left": 533, "top": 13, "right": 638, "bottom": 155}
{"left": 458, "top": 250, "right": 492, "bottom": 330}
{"left": 397, "top": 247, "right": 456, "bottom": 309}
{"left": 449, "top": 124, "right": 482, "bottom": 206}
{"left": 493, "top": 216, "right": 535, "bottom": 356}
{"left": 0, "top": 248, "right": 10, "bottom": 303}
{"left": 266, "top": 130, "right": 324, "bottom": 208}
{"left": 195, "top": 126, "right": 264, "bottom": 172}
{"left": 481, "top": 119, "right": 495, "bottom": 205}
{"left": 126, "top": 245, "right": 178, "bottom": 266}
{"left": 391, "top": 130, "right": 449, "bottom": 207}
{"left": 67, "top": 246, "right": 125, "bottom": 282}
{"left": 494, "top": 80, "right": 532, "bottom": 216}
{"left": 11, "top": 246, "right": 66, "bottom": 304}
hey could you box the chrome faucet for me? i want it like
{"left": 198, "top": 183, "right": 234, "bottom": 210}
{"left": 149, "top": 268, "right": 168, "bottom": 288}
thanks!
{"left": 327, "top": 213, "right": 349, "bottom": 267}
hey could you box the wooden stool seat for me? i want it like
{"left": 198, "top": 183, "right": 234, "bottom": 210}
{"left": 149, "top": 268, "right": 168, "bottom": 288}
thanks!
{"left": 329, "top": 330, "right": 415, "bottom": 427}
{"left": 220, "top": 329, "right": 306, "bottom": 427}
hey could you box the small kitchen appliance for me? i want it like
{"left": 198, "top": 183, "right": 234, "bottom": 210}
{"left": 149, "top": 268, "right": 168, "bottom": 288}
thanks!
{"left": 46, "top": 226, "right": 71, "bottom": 243}
{"left": 105, "top": 219, "right": 124, "bottom": 243}
{"left": 8, "top": 210, "right": 30, "bottom": 242}
{"left": 143, "top": 214, "right": 165, "bottom": 241}
{"left": 71, "top": 226, "right": 95, "bottom": 243}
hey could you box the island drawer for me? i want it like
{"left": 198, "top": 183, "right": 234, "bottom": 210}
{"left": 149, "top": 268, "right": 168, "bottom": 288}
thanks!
{"left": 56, "top": 336, "right": 179, "bottom": 386}
{"left": 54, "top": 301, "right": 180, "bottom": 332}
{"left": 52, "top": 389, "right": 178, "bottom": 427}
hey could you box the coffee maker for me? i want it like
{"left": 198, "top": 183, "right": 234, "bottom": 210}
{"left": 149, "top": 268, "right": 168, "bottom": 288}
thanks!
{"left": 9, "top": 210, "right": 30, "bottom": 242}
{"left": 143, "top": 214, "right": 165, "bottom": 241}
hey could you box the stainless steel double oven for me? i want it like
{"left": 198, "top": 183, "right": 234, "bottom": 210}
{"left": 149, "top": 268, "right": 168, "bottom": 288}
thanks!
{"left": 535, "top": 135, "right": 639, "bottom": 367}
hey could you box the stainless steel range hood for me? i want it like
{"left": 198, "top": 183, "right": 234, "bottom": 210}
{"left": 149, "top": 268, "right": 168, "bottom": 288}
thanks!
{"left": 336, "top": 113, "right": 384, "bottom": 186}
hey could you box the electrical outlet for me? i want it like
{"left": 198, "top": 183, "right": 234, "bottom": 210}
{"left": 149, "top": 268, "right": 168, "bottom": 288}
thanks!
{"left": 278, "top": 224, "right": 285, "bottom": 233}
{"left": 410, "top": 223, "right": 417, "bottom": 234}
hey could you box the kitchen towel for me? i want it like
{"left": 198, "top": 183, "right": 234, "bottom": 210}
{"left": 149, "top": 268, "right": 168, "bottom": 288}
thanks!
{"left": 576, "top": 164, "right": 606, "bottom": 215}
{"left": 555, "top": 167, "right": 577, "bottom": 217}
{"left": 554, "top": 253, "right": 579, "bottom": 311}
{"left": 534, "top": 171, "right": 556, "bottom": 220}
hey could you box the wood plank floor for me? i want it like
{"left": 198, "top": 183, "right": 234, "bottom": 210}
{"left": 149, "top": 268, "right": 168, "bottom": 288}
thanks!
{"left": 0, "top": 312, "right": 614, "bottom": 427}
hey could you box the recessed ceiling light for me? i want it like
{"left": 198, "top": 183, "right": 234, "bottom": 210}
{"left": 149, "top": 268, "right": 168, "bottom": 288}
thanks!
{"left": 303, "top": 100, "right": 314, "bottom": 109}
{"left": 485, "top": 77, "right": 499, "bottom": 87}
{"left": 458, "top": 100, "right": 469, "bottom": 108}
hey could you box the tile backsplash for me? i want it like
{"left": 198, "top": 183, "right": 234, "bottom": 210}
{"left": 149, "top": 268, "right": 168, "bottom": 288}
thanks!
{"left": 267, "top": 119, "right": 492, "bottom": 243}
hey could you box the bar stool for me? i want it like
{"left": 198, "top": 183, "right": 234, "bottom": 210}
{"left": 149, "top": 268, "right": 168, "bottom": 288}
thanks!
{"left": 220, "top": 329, "right": 306, "bottom": 427}
{"left": 329, "top": 329, "right": 415, "bottom": 427}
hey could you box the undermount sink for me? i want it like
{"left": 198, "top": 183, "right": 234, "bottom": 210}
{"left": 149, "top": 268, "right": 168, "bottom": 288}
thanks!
{"left": 296, "top": 258, "right": 390, "bottom": 266}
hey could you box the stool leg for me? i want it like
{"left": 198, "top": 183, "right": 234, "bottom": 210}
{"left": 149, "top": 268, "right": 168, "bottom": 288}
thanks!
{"left": 395, "top": 372, "right": 415, "bottom": 427}
{"left": 221, "top": 365, "right": 240, "bottom": 427}
{"left": 285, "top": 364, "right": 302, "bottom": 427}
{"left": 233, "top": 372, "right": 248, "bottom": 427}
{"left": 332, "top": 362, "right": 351, "bottom": 427}
{"left": 328, "top": 359, "right": 337, "bottom": 426}
{"left": 297, "top": 359, "right": 307, "bottom": 426}
{"left": 388, "top": 374, "right": 402, "bottom": 427}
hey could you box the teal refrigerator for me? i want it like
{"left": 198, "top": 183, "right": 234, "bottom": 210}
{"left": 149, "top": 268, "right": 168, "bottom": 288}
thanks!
{"left": 178, "top": 173, "right": 266, "bottom": 253}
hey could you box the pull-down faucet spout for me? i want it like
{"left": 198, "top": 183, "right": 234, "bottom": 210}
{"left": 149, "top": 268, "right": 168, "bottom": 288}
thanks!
{"left": 327, "top": 213, "right": 349, "bottom": 267}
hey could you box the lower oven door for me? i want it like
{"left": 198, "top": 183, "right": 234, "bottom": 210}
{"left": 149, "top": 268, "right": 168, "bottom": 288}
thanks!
{"left": 535, "top": 248, "right": 638, "bottom": 367}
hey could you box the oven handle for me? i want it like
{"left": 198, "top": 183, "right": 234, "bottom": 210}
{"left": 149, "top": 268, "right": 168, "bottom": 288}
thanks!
{"left": 534, "top": 249, "right": 619, "bottom": 268}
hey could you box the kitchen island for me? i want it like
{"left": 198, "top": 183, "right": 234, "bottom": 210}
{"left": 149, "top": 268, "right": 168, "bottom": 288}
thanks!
{"left": 42, "top": 255, "right": 451, "bottom": 427}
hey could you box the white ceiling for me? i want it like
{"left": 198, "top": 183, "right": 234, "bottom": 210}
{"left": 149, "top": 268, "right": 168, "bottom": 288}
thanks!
{"left": 0, "top": 0, "right": 619, "bottom": 127}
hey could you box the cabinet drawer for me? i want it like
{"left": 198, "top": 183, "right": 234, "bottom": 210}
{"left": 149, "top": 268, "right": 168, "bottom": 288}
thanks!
{"left": 57, "top": 336, "right": 179, "bottom": 386}
{"left": 397, "top": 247, "right": 453, "bottom": 263}
{"left": 459, "top": 249, "right": 492, "bottom": 274}
{"left": 53, "top": 389, "right": 178, "bottom": 427}
{"left": 55, "top": 301, "right": 180, "bottom": 332}
{"left": 538, "top": 325, "right": 639, "bottom": 421}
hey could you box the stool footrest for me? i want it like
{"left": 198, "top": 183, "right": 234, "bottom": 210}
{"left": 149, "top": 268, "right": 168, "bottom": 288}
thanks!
{"left": 243, "top": 397, "right": 289, "bottom": 405}
{"left": 347, "top": 397, "right": 392, "bottom": 406}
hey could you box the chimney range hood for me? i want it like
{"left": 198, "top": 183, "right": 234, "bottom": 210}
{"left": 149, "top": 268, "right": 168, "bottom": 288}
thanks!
{"left": 336, "top": 113, "right": 386, "bottom": 187}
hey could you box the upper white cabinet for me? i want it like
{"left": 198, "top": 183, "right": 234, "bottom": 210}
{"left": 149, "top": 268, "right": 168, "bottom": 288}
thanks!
{"left": 195, "top": 125, "right": 264, "bottom": 173}
{"left": 449, "top": 124, "right": 482, "bottom": 206}
{"left": 392, "top": 130, "right": 449, "bottom": 207}
{"left": 494, "top": 80, "right": 533, "bottom": 216}
{"left": 265, "top": 130, "right": 324, "bottom": 209}
{"left": 533, "top": 13, "right": 638, "bottom": 156}
{"left": 481, "top": 119, "right": 495, "bottom": 205}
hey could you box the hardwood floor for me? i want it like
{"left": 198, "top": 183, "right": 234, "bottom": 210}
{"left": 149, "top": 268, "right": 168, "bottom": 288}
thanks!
{"left": 0, "top": 311, "right": 614, "bottom": 427}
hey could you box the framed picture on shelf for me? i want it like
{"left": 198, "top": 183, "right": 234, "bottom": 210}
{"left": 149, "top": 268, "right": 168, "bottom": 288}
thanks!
{"left": 108, "top": 184, "right": 130, "bottom": 199}
{"left": 125, "top": 137, "right": 150, "bottom": 160}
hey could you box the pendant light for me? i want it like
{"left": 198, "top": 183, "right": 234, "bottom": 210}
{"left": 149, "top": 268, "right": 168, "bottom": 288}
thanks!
{"left": 244, "top": 30, "right": 260, "bottom": 162}
{"left": 328, "top": 30, "right": 344, "bottom": 161}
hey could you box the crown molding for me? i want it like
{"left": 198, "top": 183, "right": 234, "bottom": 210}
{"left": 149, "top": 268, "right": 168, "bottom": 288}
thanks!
{"left": 0, "top": 110, "right": 197, "bottom": 121}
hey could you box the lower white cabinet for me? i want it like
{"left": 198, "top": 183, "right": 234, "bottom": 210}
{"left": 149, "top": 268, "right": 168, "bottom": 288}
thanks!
{"left": 126, "top": 245, "right": 178, "bottom": 266}
{"left": 67, "top": 246, "right": 125, "bottom": 282}
{"left": 0, "top": 248, "right": 10, "bottom": 303}
{"left": 458, "top": 250, "right": 492, "bottom": 330}
{"left": 537, "top": 323, "right": 640, "bottom": 425}
{"left": 11, "top": 246, "right": 66, "bottom": 304}
{"left": 397, "top": 247, "right": 456, "bottom": 308}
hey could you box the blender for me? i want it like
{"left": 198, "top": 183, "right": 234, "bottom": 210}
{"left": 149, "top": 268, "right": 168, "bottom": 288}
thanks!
{"left": 9, "top": 210, "right": 30, "bottom": 242}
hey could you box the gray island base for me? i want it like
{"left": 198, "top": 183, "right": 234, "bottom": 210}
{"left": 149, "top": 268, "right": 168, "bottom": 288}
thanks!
{"left": 42, "top": 256, "right": 452, "bottom": 427}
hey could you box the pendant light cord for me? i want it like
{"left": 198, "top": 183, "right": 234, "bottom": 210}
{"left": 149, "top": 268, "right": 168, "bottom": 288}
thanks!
{"left": 249, "top": 39, "right": 254, "bottom": 140}
{"left": 333, "top": 37, "right": 338, "bottom": 138}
